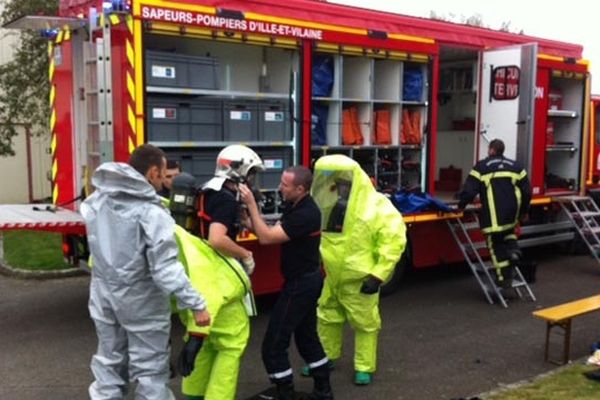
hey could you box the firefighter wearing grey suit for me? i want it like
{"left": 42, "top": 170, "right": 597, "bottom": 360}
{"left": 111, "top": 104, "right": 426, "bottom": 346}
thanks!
{"left": 81, "top": 144, "right": 211, "bottom": 400}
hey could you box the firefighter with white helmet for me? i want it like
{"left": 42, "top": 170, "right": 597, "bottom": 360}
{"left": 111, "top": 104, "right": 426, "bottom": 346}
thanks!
{"left": 169, "top": 172, "right": 254, "bottom": 400}
{"left": 198, "top": 144, "right": 264, "bottom": 274}
{"left": 174, "top": 145, "right": 263, "bottom": 399}
{"left": 309, "top": 154, "right": 406, "bottom": 386}
{"left": 205, "top": 144, "right": 266, "bottom": 191}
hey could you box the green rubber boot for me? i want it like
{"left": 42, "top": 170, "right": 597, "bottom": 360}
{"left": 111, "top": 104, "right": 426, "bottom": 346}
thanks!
{"left": 301, "top": 360, "right": 335, "bottom": 377}
{"left": 354, "top": 371, "right": 372, "bottom": 385}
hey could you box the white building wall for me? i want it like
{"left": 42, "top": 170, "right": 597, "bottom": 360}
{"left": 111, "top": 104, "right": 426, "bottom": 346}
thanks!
{"left": 0, "top": 6, "right": 52, "bottom": 204}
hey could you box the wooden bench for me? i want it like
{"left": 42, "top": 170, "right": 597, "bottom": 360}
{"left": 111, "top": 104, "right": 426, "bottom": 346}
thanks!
{"left": 532, "top": 294, "right": 600, "bottom": 365}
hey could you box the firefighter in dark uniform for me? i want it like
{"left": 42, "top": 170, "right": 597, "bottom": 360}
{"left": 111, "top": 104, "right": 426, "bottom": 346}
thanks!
{"left": 174, "top": 144, "right": 265, "bottom": 400}
{"left": 458, "top": 139, "right": 532, "bottom": 287}
{"left": 239, "top": 166, "right": 333, "bottom": 400}
{"left": 200, "top": 144, "right": 265, "bottom": 272}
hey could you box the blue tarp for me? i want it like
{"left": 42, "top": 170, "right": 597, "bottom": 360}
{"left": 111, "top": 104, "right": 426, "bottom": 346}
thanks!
{"left": 392, "top": 191, "right": 452, "bottom": 213}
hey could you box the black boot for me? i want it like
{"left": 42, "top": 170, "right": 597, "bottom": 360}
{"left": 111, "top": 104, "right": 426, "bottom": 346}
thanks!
{"left": 308, "top": 365, "right": 334, "bottom": 400}
{"left": 276, "top": 380, "right": 296, "bottom": 400}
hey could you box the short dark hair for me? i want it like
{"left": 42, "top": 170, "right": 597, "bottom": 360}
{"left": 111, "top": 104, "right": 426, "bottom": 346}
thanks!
{"left": 128, "top": 144, "right": 165, "bottom": 176}
{"left": 166, "top": 159, "right": 181, "bottom": 170}
{"left": 489, "top": 139, "right": 505, "bottom": 156}
{"left": 285, "top": 166, "right": 313, "bottom": 191}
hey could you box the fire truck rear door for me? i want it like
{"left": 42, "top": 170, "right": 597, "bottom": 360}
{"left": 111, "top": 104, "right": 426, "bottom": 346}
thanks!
{"left": 478, "top": 43, "right": 537, "bottom": 173}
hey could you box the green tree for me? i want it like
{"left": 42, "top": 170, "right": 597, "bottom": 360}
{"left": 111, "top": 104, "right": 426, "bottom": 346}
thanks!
{"left": 0, "top": 0, "right": 58, "bottom": 156}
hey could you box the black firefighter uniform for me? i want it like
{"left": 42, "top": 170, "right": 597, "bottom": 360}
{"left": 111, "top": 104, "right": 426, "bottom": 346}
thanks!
{"left": 458, "top": 155, "right": 532, "bottom": 281}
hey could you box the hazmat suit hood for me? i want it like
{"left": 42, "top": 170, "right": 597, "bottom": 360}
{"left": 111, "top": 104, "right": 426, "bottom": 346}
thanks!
{"left": 81, "top": 162, "right": 206, "bottom": 314}
{"left": 90, "top": 162, "right": 159, "bottom": 201}
{"left": 312, "top": 154, "right": 406, "bottom": 283}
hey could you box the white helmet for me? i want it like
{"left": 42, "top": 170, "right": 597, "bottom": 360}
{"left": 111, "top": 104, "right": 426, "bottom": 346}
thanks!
{"left": 203, "top": 145, "right": 265, "bottom": 191}
{"left": 216, "top": 144, "right": 265, "bottom": 180}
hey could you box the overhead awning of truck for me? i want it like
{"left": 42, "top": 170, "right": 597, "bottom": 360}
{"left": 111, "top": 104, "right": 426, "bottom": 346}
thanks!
{"left": 3, "top": 15, "right": 85, "bottom": 30}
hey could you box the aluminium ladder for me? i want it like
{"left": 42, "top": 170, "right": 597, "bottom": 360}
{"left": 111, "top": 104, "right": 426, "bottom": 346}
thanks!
{"left": 558, "top": 196, "right": 600, "bottom": 265}
{"left": 446, "top": 210, "right": 536, "bottom": 308}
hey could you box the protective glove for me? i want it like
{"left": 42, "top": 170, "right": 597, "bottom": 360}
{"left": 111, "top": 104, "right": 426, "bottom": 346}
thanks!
{"left": 360, "top": 275, "right": 381, "bottom": 295}
{"left": 177, "top": 335, "right": 204, "bottom": 377}
{"left": 241, "top": 254, "right": 255, "bottom": 275}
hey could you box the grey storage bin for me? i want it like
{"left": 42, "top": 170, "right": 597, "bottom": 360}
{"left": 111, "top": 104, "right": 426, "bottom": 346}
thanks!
{"left": 189, "top": 99, "right": 223, "bottom": 142}
{"left": 145, "top": 50, "right": 219, "bottom": 89}
{"left": 256, "top": 147, "right": 293, "bottom": 189}
{"left": 147, "top": 97, "right": 223, "bottom": 142}
{"left": 147, "top": 97, "right": 190, "bottom": 142}
{"left": 223, "top": 101, "right": 258, "bottom": 142}
{"left": 258, "top": 100, "right": 291, "bottom": 142}
{"left": 163, "top": 149, "right": 219, "bottom": 185}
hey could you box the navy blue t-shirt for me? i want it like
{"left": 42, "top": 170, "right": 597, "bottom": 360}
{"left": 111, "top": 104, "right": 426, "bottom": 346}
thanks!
{"left": 202, "top": 187, "right": 240, "bottom": 241}
{"left": 280, "top": 195, "right": 321, "bottom": 280}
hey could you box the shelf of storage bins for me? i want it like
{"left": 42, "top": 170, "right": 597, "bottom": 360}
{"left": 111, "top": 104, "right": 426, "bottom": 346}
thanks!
{"left": 547, "top": 109, "right": 578, "bottom": 118}
{"left": 402, "top": 100, "right": 428, "bottom": 106}
{"left": 146, "top": 86, "right": 290, "bottom": 100}
{"left": 545, "top": 144, "right": 577, "bottom": 152}
{"left": 340, "top": 98, "right": 372, "bottom": 103}
{"left": 149, "top": 141, "right": 295, "bottom": 148}
{"left": 401, "top": 144, "right": 422, "bottom": 150}
{"left": 312, "top": 97, "right": 340, "bottom": 102}
{"left": 372, "top": 99, "right": 402, "bottom": 104}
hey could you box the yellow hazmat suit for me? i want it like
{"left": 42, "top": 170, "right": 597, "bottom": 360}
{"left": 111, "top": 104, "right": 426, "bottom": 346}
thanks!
{"left": 311, "top": 155, "right": 406, "bottom": 377}
{"left": 174, "top": 225, "right": 253, "bottom": 400}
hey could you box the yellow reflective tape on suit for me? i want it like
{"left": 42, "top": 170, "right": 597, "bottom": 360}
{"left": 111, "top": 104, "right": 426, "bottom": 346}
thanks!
{"left": 469, "top": 169, "right": 482, "bottom": 180}
{"left": 486, "top": 181, "right": 498, "bottom": 229}
{"left": 52, "top": 184, "right": 58, "bottom": 204}
{"left": 56, "top": 30, "right": 64, "bottom": 44}
{"left": 482, "top": 222, "right": 517, "bottom": 234}
{"left": 481, "top": 171, "right": 522, "bottom": 181}
{"left": 63, "top": 28, "right": 71, "bottom": 41}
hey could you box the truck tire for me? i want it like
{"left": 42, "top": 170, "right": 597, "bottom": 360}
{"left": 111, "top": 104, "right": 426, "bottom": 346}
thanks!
{"left": 380, "top": 243, "right": 411, "bottom": 297}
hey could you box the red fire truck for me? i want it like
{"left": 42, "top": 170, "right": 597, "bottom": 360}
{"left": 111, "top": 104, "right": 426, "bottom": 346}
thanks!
{"left": 2, "top": 0, "right": 592, "bottom": 296}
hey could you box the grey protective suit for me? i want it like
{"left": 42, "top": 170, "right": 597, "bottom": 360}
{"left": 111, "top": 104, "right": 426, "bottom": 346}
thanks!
{"left": 81, "top": 162, "right": 206, "bottom": 400}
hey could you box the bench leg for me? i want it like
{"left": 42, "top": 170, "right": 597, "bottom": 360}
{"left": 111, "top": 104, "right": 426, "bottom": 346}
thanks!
{"left": 563, "top": 319, "right": 572, "bottom": 365}
{"left": 544, "top": 320, "right": 572, "bottom": 365}
{"left": 544, "top": 322, "right": 551, "bottom": 363}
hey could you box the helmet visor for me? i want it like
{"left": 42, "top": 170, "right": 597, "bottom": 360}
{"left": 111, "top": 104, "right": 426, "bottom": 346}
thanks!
{"left": 312, "top": 169, "right": 354, "bottom": 232}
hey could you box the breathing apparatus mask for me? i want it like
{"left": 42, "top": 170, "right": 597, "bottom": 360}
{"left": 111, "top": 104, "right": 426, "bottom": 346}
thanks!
{"left": 169, "top": 172, "right": 200, "bottom": 232}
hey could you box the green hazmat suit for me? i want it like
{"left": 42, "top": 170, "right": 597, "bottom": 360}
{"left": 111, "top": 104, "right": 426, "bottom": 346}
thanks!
{"left": 173, "top": 225, "right": 253, "bottom": 400}
{"left": 311, "top": 154, "right": 406, "bottom": 374}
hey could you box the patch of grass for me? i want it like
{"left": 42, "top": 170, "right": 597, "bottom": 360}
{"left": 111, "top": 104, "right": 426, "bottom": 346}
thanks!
{"left": 485, "top": 364, "right": 600, "bottom": 400}
{"left": 2, "top": 230, "right": 72, "bottom": 271}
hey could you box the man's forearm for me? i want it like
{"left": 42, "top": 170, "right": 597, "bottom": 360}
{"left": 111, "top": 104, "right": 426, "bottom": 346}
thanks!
{"left": 247, "top": 202, "right": 272, "bottom": 241}
{"left": 212, "top": 235, "right": 250, "bottom": 259}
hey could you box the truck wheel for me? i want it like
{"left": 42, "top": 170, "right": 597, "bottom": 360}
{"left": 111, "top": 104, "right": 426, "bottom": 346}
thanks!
{"left": 380, "top": 244, "right": 411, "bottom": 297}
